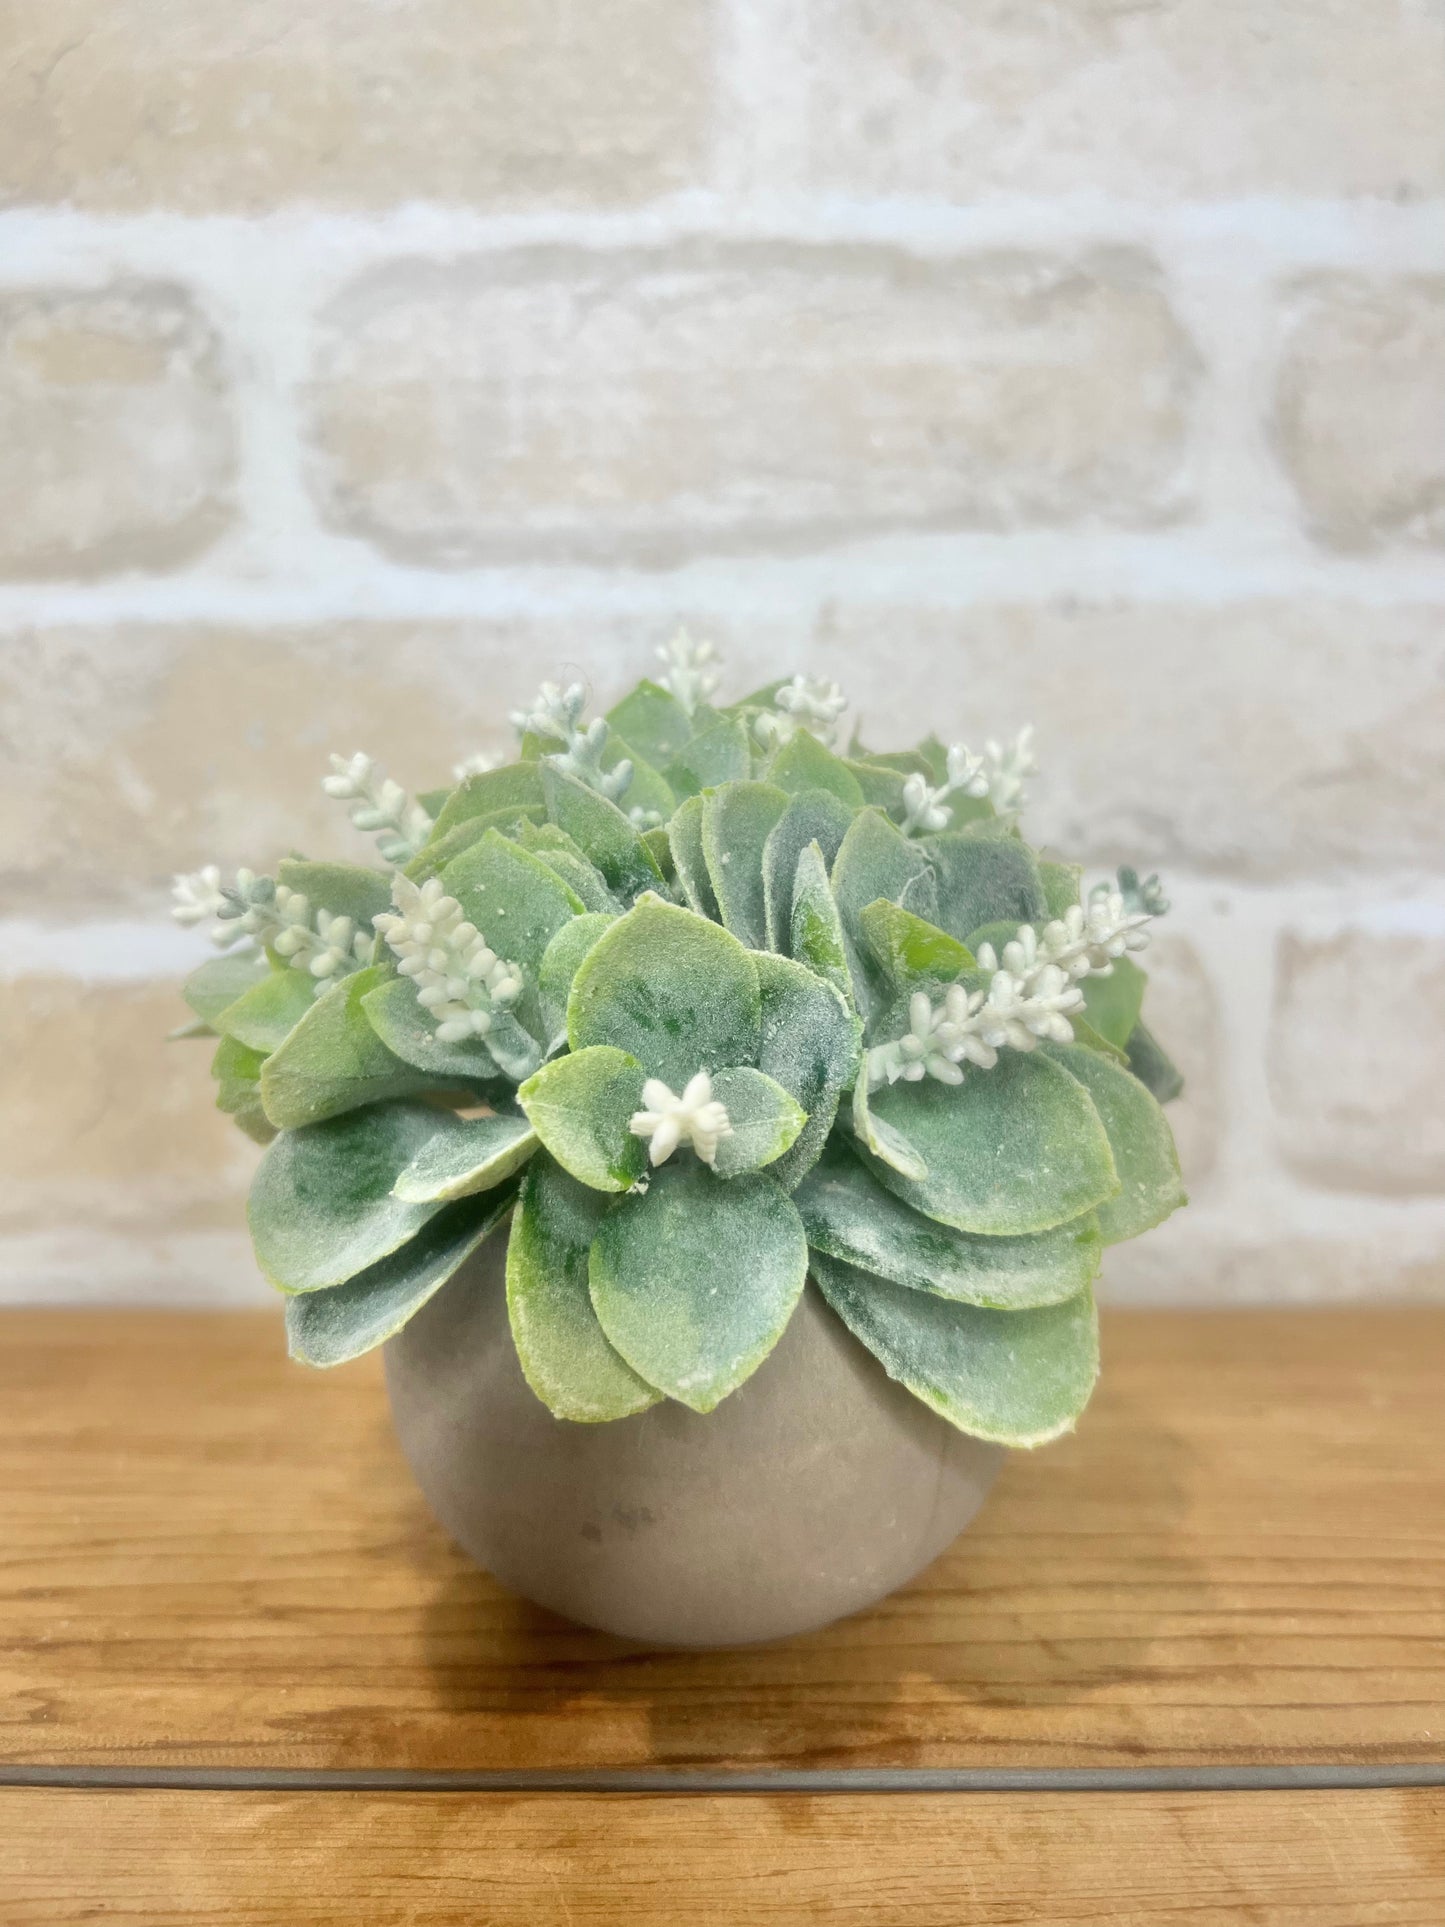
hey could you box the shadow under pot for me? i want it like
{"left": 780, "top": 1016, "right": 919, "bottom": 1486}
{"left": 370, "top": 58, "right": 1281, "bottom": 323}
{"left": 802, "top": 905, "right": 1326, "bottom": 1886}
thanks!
{"left": 385, "top": 1241, "right": 1003, "bottom": 1649}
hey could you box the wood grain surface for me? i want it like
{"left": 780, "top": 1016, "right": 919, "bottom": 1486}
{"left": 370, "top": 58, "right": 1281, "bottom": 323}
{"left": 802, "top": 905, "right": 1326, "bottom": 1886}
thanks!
{"left": 3, "top": 1788, "right": 1442, "bottom": 1924}
{"left": 2, "top": 1307, "right": 1442, "bottom": 1773}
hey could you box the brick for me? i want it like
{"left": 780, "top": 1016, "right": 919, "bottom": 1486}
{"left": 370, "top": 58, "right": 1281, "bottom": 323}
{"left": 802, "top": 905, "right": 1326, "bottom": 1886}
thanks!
{"left": 757, "top": 0, "right": 1445, "bottom": 200}
{"left": 0, "top": 283, "right": 234, "bottom": 578}
{"left": 0, "top": 0, "right": 713, "bottom": 211}
{"left": 305, "top": 247, "right": 1198, "bottom": 564}
{"left": 1100, "top": 1217, "right": 1445, "bottom": 1305}
{"left": 1268, "top": 929, "right": 1445, "bottom": 1195}
{"left": 0, "top": 978, "right": 259, "bottom": 1234}
{"left": 1274, "top": 276, "right": 1445, "bottom": 552}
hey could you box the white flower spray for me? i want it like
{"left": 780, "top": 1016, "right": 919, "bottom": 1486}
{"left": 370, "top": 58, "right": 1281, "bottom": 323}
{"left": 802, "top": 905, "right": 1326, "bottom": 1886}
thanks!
{"left": 899, "top": 727, "right": 1036, "bottom": 836}
{"left": 754, "top": 675, "right": 848, "bottom": 750}
{"left": 655, "top": 631, "right": 720, "bottom": 717}
{"left": 171, "top": 868, "right": 372, "bottom": 989}
{"left": 322, "top": 753, "right": 434, "bottom": 865}
{"left": 510, "top": 680, "right": 632, "bottom": 804}
{"left": 372, "top": 875, "right": 524, "bottom": 1046}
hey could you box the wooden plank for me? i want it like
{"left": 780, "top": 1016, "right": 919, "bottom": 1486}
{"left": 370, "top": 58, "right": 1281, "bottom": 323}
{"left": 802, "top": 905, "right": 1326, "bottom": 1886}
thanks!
{"left": 0, "top": 1308, "right": 1441, "bottom": 1771}
{"left": 2, "top": 1788, "right": 1442, "bottom": 1924}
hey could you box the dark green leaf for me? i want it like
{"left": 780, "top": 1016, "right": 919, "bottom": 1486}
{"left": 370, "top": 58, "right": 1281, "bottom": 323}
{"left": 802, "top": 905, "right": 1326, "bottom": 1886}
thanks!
{"left": 537, "top": 913, "right": 618, "bottom": 1049}
{"left": 663, "top": 714, "right": 750, "bottom": 796}
{"left": 1126, "top": 1020, "right": 1186, "bottom": 1105}
{"left": 440, "top": 828, "right": 584, "bottom": 1040}
{"left": 1039, "top": 859, "right": 1083, "bottom": 919}
{"left": 360, "top": 976, "right": 509, "bottom": 1089}
{"left": 260, "top": 968, "right": 446, "bottom": 1129}
{"left": 1081, "top": 956, "right": 1148, "bottom": 1050}
{"left": 830, "top": 809, "right": 936, "bottom": 1016}
{"left": 753, "top": 950, "right": 861, "bottom": 1192}
{"left": 427, "top": 763, "right": 545, "bottom": 843}
{"left": 765, "top": 731, "right": 865, "bottom": 806}
{"left": 761, "top": 788, "right": 856, "bottom": 950}
{"left": 921, "top": 829, "right": 1047, "bottom": 945}
{"left": 859, "top": 899, "right": 975, "bottom": 999}
{"left": 788, "top": 842, "right": 854, "bottom": 1006}
{"left": 668, "top": 793, "right": 720, "bottom": 919}
{"left": 606, "top": 680, "right": 696, "bottom": 770}
{"left": 701, "top": 781, "right": 789, "bottom": 949}
{"left": 541, "top": 764, "right": 663, "bottom": 901}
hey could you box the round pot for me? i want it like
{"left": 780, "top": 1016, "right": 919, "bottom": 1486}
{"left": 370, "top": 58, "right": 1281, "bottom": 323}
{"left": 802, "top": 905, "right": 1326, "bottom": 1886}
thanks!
{"left": 385, "top": 1240, "right": 1004, "bottom": 1647}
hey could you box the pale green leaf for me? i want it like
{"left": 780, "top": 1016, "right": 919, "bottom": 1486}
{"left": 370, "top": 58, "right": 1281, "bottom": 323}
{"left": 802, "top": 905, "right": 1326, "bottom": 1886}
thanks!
{"left": 1039, "top": 859, "right": 1083, "bottom": 919}
{"left": 249, "top": 1100, "right": 454, "bottom": 1292}
{"left": 588, "top": 1161, "right": 808, "bottom": 1412}
{"left": 762, "top": 788, "right": 855, "bottom": 951}
{"left": 830, "top": 809, "right": 936, "bottom": 1016}
{"left": 260, "top": 967, "right": 446, "bottom": 1129}
{"left": 517, "top": 1044, "right": 648, "bottom": 1193}
{"left": 441, "top": 828, "right": 583, "bottom": 1039}
{"left": 427, "top": 763, "right": 545, "bottom": 845}
{"left": 850, "top": 1072, "right": 928, "bottom": 1181}
{"left": 606, "top": 680, "right": 695, "bottom": 771}
{"left": 843, "top": 759, "right": 909, "bottom": 815}
{"left": 668, "top": 793, "right": 720, "bottom": 919}
{"left": 404, "top": 805, "right": 547, "bottom": 884}
{"left": 765, "top": 731, "right": 865, "bottom": 806}
{"left": 922, "top": 829, "right": 1047, "bottom": 945}
{"left": 1044, "top": 1042, "right": 1185, "bottom": 1245}
{"left": 755, "top": 950, "right": 861, "bottom": 1191}
{"left": 859, "top": 899, "right": 975, "bottom": 999}
{"left": 285, "top": 1190, "right": 514, "bottom": 1368}
{"left": 663, "top": 714, "right": 751, "bottom": 796}
{"left": 702, "top": 781, "right": 788, "bottom": 949}
{"left": 813, "top": 1253, "right": 1100, "bottom": 1446}
{"left": 796, "top": 1140, "right": 1100, "bottom": 1309}
{"left": 709, "top": 1066, "right": 807, "bottom": 1179}
{"left": 506, "top": 1154, "right": 660, "bottom": 1421}
{"left": 567, "top": 894, "right": 762, "bottom": 1090}
{"left": 392, "top": 1110, "right": 539, "bottom": 1203}
{"left": 275, "top": 858, "right": 392, "bottom": 929}
{"left": 183, "top": 951, "right": 269, "bottom": 1028}
{"left": 515, "top": 822, "right": 623, "bottom": 915}
{"left": 1081, "top": 956, "right": 1148, "bottom": 1051}
{"left": 863, "top": 1051, "right": 1118, "bottom": 1235}
{"left": 361, "top": 975, "right": 509, "bottom": 1088}
{"left": 541, "top": 764, "right": 663, "bottom": 900}
{"left": 212, "top": 1035, "right": 274, "bottom": 1144}
{"left": 538, "top": 913, "right": 618, "bottom": 1049}
{"left": 215, "top": 967, "right": 316, "bottom": 1054}
{"left": 788, "top": 842, "right": 854, "bottom": 1006}
{"left": 1126, "top": 1020, "right": 1185, "bottom": 1104}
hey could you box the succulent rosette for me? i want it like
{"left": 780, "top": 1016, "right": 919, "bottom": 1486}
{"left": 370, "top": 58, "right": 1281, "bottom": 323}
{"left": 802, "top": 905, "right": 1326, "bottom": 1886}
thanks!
{"left": 171, "top": 636, "right": 1185, "bottom": 1447}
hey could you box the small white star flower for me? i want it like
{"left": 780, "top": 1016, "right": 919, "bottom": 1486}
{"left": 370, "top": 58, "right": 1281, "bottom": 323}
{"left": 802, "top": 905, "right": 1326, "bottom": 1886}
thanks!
{"left": 629, "top": 1071, "right": 734, "bottom": 1168}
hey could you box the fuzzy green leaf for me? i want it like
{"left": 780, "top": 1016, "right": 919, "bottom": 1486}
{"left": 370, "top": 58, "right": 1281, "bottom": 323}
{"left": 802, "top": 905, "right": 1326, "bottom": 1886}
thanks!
{"left": 275, "top": 858, "right": 392, "bottom": 929}
{"left": 567, "top": 894, "right": 762, "bottom": 1090}
{"left": 762, "top": 789, "right": 856, "bottom": 951}
{"left": 755, "top": 950, "right": 861, "bottom": 1191}
{"left": 663, "top": 714, "right": 751, "bottom": 796}
{"left": 850, "top": 1072, "right": 928, "bottom": 1181}
{"left": 405, "top": 805, "right": 548, "bottom": 884}
{"left": 1081, "top": 956, "right": 1148, "bottom": 1051}
{"left": 765, "top": 731, "right": 865, "bottom": 806}
{"left": 440, "top": 829, "right": 583, "bottom": 1039}
{"left": 360, "top": 976, "right": 508, "bottom": 1088}
{"left": 392, "top": 1111, "right": 539, "bottom": 1203}
{"left": 215, "top": 967, "right": 316, "bottom": 1055}
{"left": 537, "top": 913, "right": 618, "bottom": 1049}
{"left": 709, "top": 1066, "right": 807, "bottom": 1179}
{"left": 701, "top": 781, "right": 788, "bottom": 949}
{"left": 515, "top": 822, "right": 623, "bottom": 915}
{"left": 813, "top": 1253, "right": 1099, "bottom": 1446}
{"left": 1044, "top": 1042, "right": 1185, "bottom": 1245}
{"left": 859, "top": 900, "right": 975, "bottom": 999}
{"left": 506, "top": 1155, "right": 661, "bottom": 1421}
{"left": 788, "top": 842, "right": 854, "bottom": 1006}
{"left": 285, "top": 1189, "right": 514, "bottom": 1368}
{"left": 588, "top": 1161, "right": 808, "bottom": 1412}
{"left": 796, "top": 1141, "right": 1100, "bottom": 1309}
{"left": 1126, "top": 1020, "right": 1185, "bottom": 1105}
{"left": 830, "top": 809, "right": 936, "bottom": 1016}
{"left": 517, "top": 1044, "right": 648, "bottom": 1193}
{"left": 427, "top": 763, "right": 545, "bottom": 844}
{"left": 249, "top": 1100, "right": 455, "bottom": 1292}
{"left": 607, "top": 735, "right": 676, "bottom": 824}
{"left": 541, "top": 764, "right": 663, "bottom": 901}
{"left": 668, "top": 793, "right": 721, "bottom": 919}
{"left": 863, "top": 1051, "right": 1118, "bottom": 1235}
{"left": 260, "top": 968, "right": 446, "bottom": 1129}
{"left": 1039, "top": 859, "right": 1084, "bottom": 919}
{"left": 606, "top": 680, "right": 695, "bottom": 771}
{"left": 212, "top": 1035, "right": 274, "bottom": 1144}
{"left": 844, "top": 760, "right": 909, "bottom": 816}
{"left": 921, "top": 830, "right": 1048, "bottom": 945}
{"left": 183, "top": 951, "right": 270, "bottom": 1028}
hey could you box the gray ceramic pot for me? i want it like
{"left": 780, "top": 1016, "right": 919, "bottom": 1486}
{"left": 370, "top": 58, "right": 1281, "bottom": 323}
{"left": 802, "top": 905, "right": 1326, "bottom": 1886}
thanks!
{"left": 385, "top": 1240, "right": 1004, "bottom": 1647}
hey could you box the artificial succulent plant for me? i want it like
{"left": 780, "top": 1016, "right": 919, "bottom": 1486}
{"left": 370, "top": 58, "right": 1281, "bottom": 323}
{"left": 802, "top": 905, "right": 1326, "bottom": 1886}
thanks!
{"left": 170, "top": 634, "right": 1186, "bottom": 1446}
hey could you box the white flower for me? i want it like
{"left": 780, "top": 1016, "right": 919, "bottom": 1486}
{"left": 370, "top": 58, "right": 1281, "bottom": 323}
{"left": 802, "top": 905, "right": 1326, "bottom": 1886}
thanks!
{"left": 510, "top": 680, "right": 586, "bottom": 743}
{"left": 453, "top": 751, "right": 498, "bottom": 782}
{"left": 974, "top": 890, "right": 1152, "bottom": 985}
{"left": 176, "top": 865, "right": 371, "bottom": 987}
{"left": 373, "top": 874, "right": 523, "bottom": 1045}
{"left": 656, "top": 630, "right": 720, "bottom": 716}
{"left": 629, "top": 1071, "right": 733, "bottom": 1168}
{"left": 322, "top": 752, "right": 433, "bottom": 865}
{"left": 981, "top": 726, "right": 1036, "bottom": 817}
{"left": 171, "top": 866, "right": 228, "bottom": 929}
{"left": 899, "top": 735, "right": 1018, "bottom": 837}
{"left": 754, "top": 675, "right": 849, "bottom": 750}
{"left": 509, "top": 681, "right": 632, "bottom": 803}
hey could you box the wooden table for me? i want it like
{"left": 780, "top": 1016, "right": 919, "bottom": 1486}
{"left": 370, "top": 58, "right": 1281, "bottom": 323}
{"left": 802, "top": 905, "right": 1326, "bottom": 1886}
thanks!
{"left": 2, "top": 1307, "right": 1441, "bottom": 1922}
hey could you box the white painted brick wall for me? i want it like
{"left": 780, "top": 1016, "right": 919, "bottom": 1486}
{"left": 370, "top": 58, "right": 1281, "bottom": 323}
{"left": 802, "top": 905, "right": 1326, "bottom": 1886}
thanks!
{"left": 1, "top": 0, "right": 1442, "bottom": 1305}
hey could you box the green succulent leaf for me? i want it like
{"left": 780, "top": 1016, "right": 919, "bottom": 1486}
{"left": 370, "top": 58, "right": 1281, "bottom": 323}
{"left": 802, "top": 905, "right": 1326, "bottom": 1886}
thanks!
{"left": 214, "top": 967, "right": 316, "bottom": 1055}
{"left": 212, "top": 1035, "right": 274, "bottom": 1144}
{"left": 360, "top": 976, "right": 508, "bottom": 1089}
{"left": 830, "top": 809, "right": 937, "bottom": 1017}
{"left": 588, "top": 1161, "right": 809, "bottom": 1413}
{"left": 663, "top": 714, "right": 751, "bottom": 796}
{"left": 285, "top": 1189, "right": 514, "bottom": 1368}
{"left": 606, "top": 680, "right": 696, "bottom": 771}
{"left": 1068, "top": 1016, "right": 1130, "bottom": 1067}
{"left": 541, "top": 764, "right": 663, "bottom": 901}
{"left": 275, "top": 858, "right": 393, "bottom": 929}
{"left": 440, "top": 829, "right": 584, "bottom": 1039}
{"left": 392, "top": 1110, "right": 539, "bottom": 1204}
{"left": 755, "top": 950, "right": 861, "bottom": 1191}
{"left": 606, "top": 734, "right": 676, "bottom": 824}
{"left": 249, "top": 1100, "right": 456, "bottom": 1292}
{"left": 405, "top": 805, "right": 548, "bottom": 884}
{"left": 427, "top": 764, "right": 545, "bottom": 846}
{"left": 788, "top": 842, "right": 854, "bottom": 1006}
{"left": 182, "top": 950, "right": 270, "bottom": 1028}
{"left": 709, "top": 1066, "right": 807, "bottom": 1179}
{"left": 537, "top": 912, "right": 619, "bottom": 1050}
{"left": 668, "top": 792, "right": 721, "bottom": 919}
{"left": 795, "top": 1141, "right": 1100, "bottom": 1309}
{"left": 859, "top": 899, "right": 975, "bottom": 999}
{"left": 260, "top": 967, "right": 447, "bottom": 1129}
{"left": 701, "top": 781, "right": 789, "bottom": 949}
{"left": 1125, "top": 1020, "right": 1186, "bottom": 1105}
{"left": 1080, "top": 956, "right": 1148, "bottom": 1051}
{"left": 506, "top": 1155, "right": 661, "bottom": 1422}
{"left": 1044, "top": 1042, "right": 1185, "bottom": 1245}
{"left": 762, "top": 788, "right": 856, "bottom": 951}
{"left": 812, "top": 1252, "right": 1099, "bottom": 1446}
{"left": 515, "top": 821, "right": 623, "bottom": 915}
{"left": 843, "top": 759, "right": 909, "bottom": 816}
{"left": 862, "top": 1051, "right": 1119, "bottom": 1235}
{"left": 765, "top": 731, "right": 865, "bottom": 807}
{"left": 849, "top": 1072, "right": 928, "bottom": 1181}
{"left": 517, "top": 1044, "right": 648, "bottom": 1193}
{"left": 567, "top": 893, "right": 762, "bottom": 1090}
{"left": 921, "top": 829, "right": 1048, "bottom": 945}
{"left": 1039, "top": 859, "right": 1084, "bottom": 919}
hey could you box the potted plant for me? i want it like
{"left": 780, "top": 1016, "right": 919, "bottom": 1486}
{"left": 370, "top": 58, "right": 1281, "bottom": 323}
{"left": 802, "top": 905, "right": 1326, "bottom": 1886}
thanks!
{"left": 170, "top": 635, "right": 1185, "bottom": 1646}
